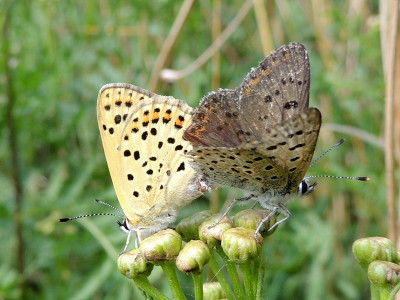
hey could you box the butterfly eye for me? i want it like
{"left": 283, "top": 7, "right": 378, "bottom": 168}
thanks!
{"left": 298, "top": 179, "right": 317, "bottom": 196}
{"left": 117, "top": 219, "right": 131, "bottom": 233}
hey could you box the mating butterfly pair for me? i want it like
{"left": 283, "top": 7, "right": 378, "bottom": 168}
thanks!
{"left": 62, "top": 43, "right": 367, "bottom": 248}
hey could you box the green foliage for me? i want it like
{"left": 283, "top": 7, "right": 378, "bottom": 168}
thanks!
{"left": 0, "top": 0, "right": 383, "bottom": 299}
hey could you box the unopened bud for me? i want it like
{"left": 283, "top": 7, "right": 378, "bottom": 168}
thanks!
{"left": 139, "top": 229, "right": 182, "bottom": 262}
{"left": 176, "top": 240, "right": 210, "bottom": 274}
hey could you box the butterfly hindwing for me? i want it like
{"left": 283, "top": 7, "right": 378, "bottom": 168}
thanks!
{"left": 240, "top": 107, "right": 321, "bottom": 194}
{"left": 187, "top": 147, "right": 285, "bottom": 192}
{"left": 187, "top": 108, "right": 321, "bottom": 198}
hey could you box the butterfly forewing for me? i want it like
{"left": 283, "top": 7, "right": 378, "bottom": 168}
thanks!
{"left": 238, "top": 43, "right": 310, "bottom": 129}
{"left": 184, "top": 43, "right": 311, "bottom": 148}
{"left": 98, "top": 83, "right": 205, "bottom": 230}
{"left": 97, "top": 84, "right": 153, "bottom": 217}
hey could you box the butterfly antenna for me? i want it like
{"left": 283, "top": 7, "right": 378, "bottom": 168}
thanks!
{"left": 310, "top": 139, "right": 345, "bottom": 167}
{"left": 95, "top": 199, "right": 125, "bottom": 217}
{"left": 58, "top": 212, "right": 123, "bottom": 222}
{"left": 305, "top": 174, "right": 369, "bottom": 181}
{"left": 308, "top": 139, "right": 369, "bottom": 181}
{"left": 58, "top": 199, "right": 125, "bottom": 222}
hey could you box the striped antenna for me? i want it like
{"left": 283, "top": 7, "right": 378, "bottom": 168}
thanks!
{"left": 305, "top": 174, "right": 369, "bottom": 181}
{"left": 310, "top": 139, "right": 345, "bottom": 167}
{"left": 307, "top": 139, "right": 370, "bottom": 182}
{"left": 58, "top": 199, "right": 125, "bottom": 222}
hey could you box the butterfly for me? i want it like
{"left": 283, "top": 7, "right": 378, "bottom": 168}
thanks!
{"left": 183, "top": 43, "right": 322, "bottom": 233}
{"left": 97, "top": 83, "right": 208, "bottom": 248}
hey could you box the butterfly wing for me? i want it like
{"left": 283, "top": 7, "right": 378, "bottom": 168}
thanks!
{"left": 187, "top": 108, "right": 321, "bottom": 199}
{"left": 184, "top": 43, "right": 311, "bottom": 148}
{"left": 98, "top": 83, "right": 205, "bottom": 231}
{"left": 97, "top": 83, "right": 153, "bottom": 224}
{"left": 241, "top": 107, "right": 321, "bottom": 196}
{"left": 183, "top": 89, "right": 249, "bottom": 148}
{"left": 237, "top": 42, "right": 310, "bottom": 130}
{"left": 187, "top": 147, "right": 281, "bottom": 192}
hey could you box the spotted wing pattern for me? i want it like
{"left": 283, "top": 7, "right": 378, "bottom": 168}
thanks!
{"left": 98, "top": 83, "right": 206, "bottom": 231}
{"left": 187, "top": 108, "right": 321, "bottom": 201}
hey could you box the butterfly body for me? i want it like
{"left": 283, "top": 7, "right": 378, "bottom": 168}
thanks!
{"left": 97, "top": 83, "right": 207, "bottom": 238}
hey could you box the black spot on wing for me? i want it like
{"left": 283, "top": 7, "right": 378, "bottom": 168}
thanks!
{"left": 177, "top": 162, "right": 185, "bottom": 172}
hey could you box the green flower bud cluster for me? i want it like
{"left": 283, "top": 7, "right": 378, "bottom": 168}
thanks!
{"left": 352, "top": 237, "right": 400, "bottom": 300}
{"left": 117, "top": 209, "right": 278, "bottom": 299}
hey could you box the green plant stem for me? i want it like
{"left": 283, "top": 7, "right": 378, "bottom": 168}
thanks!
{"left": 216, "top": 246, "right": 246, "bottom": 300}
{"left": 370, "top": 285, "right": 380, "bottom": 300}
{"left": 389, "top": 282, "right": 400, "bottom": 299}
{"left": 240, "top": 263, "right": 255, "bottom": 299}
{"left": 133, "top": 277, "right": 170, "bottom": 300}
{"left": 254, "top": 244, "right": 264, "bottom": 298}
{"left": 378, "top": 289, "right": 390, "bottom": 300}
{"left": 208, "top": 252, "right": 236, "bottom": 300}
{"left": 159, "top": 261, "right": 186, "bottom": 300}
{"left": 191, "top": 273, "right": 203, "bottom": 300}
{"left": 255, "top": 258, "right": 265, "bottom": 300}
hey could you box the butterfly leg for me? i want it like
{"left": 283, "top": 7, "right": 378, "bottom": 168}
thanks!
{"left": 122, "top": 229, "right": 133, "bottom": 253}
{"left": 267, "top": 204, "right": 292, "bottom": 232}
{"left": 209, "top": 194, "right": 256, "bottom": 229}
{"left": 253, "top": 204, "right": 292, "bottom": 242}
{"left": 254, "top": 206, "right": 278, "bottom": 242}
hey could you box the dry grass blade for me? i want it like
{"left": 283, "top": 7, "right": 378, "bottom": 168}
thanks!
{"left": 149, "top": 0, "right": 196, "bottom": 91}
{"left": 160, "top": 0, "right": 254, "bottom": 82}
{"left": 254, "top": 0, "right": 274, "bottom": 55}
{"left": 381, "top": 0, "right": 400, "bottom": 244}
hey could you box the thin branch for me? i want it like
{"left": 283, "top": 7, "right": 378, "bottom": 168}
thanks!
{"left": 322, "top": 123, "right": 384, "bottom": 149}
{"left": 160, "top": 0, "right": 254, "bottom": 82}
{"left": 310, "top": 0, "right": 334, "bottom": 72}
{"left": 148, "top": 0, "right": 196, "bottom": 91}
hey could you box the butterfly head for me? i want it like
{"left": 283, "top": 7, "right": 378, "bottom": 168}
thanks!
{"left": 117, "top": 219, "right": 131, "bottom": 233}
{"left": 298, "top": 178, "right": 318, "bottom": 196}
{"left": 119, "top": 211, "right": 178, "bottom": 233}
{"left": 117, "top": 212, "right": 178, "bottom": 249}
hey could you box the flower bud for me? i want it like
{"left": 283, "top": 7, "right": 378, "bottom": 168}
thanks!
{"left": 176, "top": 210, "right": 213, "bottom": 241}
{"left": 203, "top": 282, "right": 225, "bottom": 299}
{"left": 368, "top": 261, "right": 400, "bottom": 291}
{"left": 221, "top": 227, "right": 262, "bottom": 263}
{"left": 233, "top": 209, "right": 277, "bottom": 237}
{"left": 139, "top": 229, "right": 182, "bottom": 262}
{"left": 199, "top": 214, "right": 233, "bottom": 247}
{"left": 118, "top": 249, "right": 153, "bottom": 279}
{"left": 352, "top": 237, "right": 398, "bottom": 270}
{"left": 176, "top": 240, "right": 210, "bottom": 274}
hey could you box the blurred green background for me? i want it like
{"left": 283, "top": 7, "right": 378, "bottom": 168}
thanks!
{"left": 0, "top": 0, "right": 385, "bottom": 299}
